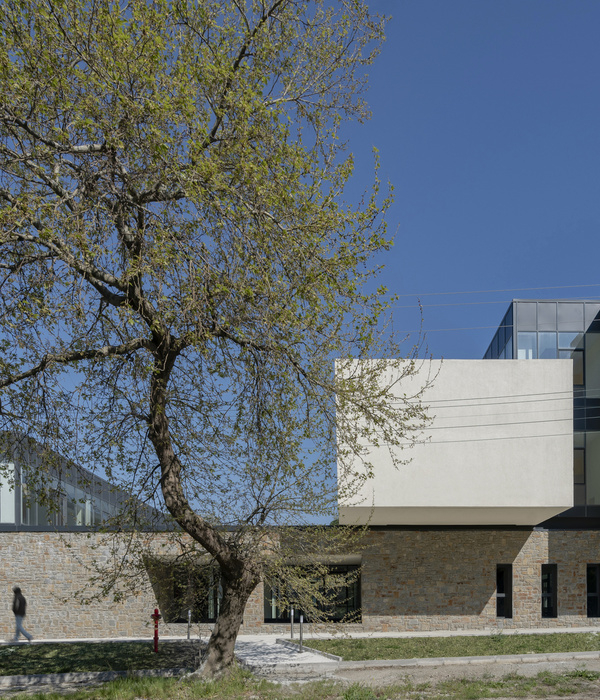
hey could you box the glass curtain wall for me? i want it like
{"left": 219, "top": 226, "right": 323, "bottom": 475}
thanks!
{"left": 20, "top": 467, "right": 120, "bottom": 528}
{"left": 485, "top": 300, "right": 600, "bottom": 519}
{"left": 0, "top": 455, "right": 126, "bottom": 529}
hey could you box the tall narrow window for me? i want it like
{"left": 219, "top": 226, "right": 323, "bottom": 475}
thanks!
{"left": 574, "top": 447, "right": 586, "bottom": 485}
{"left": 0, "top": 462, "right": 16, "bottom": 524}
{"left": 171, "top": 565, "right": 221, "bottom": 623}
{"left": 541, "top": 564, "right": 557, "bottom": 618}
{"left": 538, "top": 332, "right": 557, "bottom": 359}
{"left": 496, "top": 564, "right": 513, "bottom": 619}
{"left": 21, "top": 482, "right": 31, "bottom": 525}
{"left": 587, "top": 564, "right": 600, "bottom": 617}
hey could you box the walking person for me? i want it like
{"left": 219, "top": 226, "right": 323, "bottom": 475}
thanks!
{"left": 11, "top": 587, "right": 33, "bottom": 643}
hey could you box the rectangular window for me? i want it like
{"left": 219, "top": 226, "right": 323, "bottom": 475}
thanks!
{"left": 516, "top": 302, "right": 537, "bottom": 331}
{"left": 574, "top": 448, "right": 585, "bottom": 485}
{"left": 585, "top": 303, "right": 600, "bottom": 330}
{"left": 504, "top": 306, "right": 513, "bottom": 356}
{"left": 93, "top": 498, "right": 102, "bottom": 525}
{"left": 66, "top": 498, "right": 76, "bottom": 526}
{"left": 170, "top": 564, "right": 220, "bottom": 623}
{"left": 0, "top": 462, "right": 16, "bottom": 524}
{"left": 498, "top": 324, "right": 506, "bottom": 353}
{"left": 541, "top": 564, "right": 557, "bottom": 618}
{"left": 21, "top": 482, "right": 31, "bottom": 525}
{"left": 36, "top": 498, "right": 51, "bottom": 526}
{"left": 264, "top": 565, "right": 361, "bottom": 623}
{"left": 558, "top": 302, "right": 584, "bottom": 332}
{"left": 52, "top": 490, "right": 67, "bottom": 527}
{"left": 517, "top": 332, "right": 537, "bottom": 359}
{"left": 574, "top": 434, "right": 586, "bottom": 504}
{"left": 144, "top": 560, "right": 221, "bottom": 623}
{"left": 496, "top": 564, "right": 513, "bottom": 618}
{"left": 538, "top": 332, "right": 557, "bottom": 359}
{"left": 573, "top": 349, "right": 584, "bottom": 386}
{"left": 558, "top": 332, "right": 584, "bottom": 350}
{"left": 587, "top": 564, "right": 600, "bottom": 617}
{"left": 538, "top": 302, "right": 557, "bottom": 331}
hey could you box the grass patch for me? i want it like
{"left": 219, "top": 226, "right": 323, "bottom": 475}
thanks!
{"left": 0, "top": 640, "right": 201, "bottom": 676}
{"left": 303, "top": 631, "right": 600, "bottom": 661}
{"left": 5, "top": 669, "right": 600, "bottom": 699}
{"left": 5, "top": 671, "right": 350, "bottom": 700}
{"left": 432, "top": 669, "right": 600, "bottom": 699}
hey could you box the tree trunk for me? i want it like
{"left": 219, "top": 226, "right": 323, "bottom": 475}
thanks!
{"left": 198, "top": 567, "right": 258, "bottom": 677}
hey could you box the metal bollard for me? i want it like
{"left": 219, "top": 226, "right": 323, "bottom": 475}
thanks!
{"left": 187, "top": 609, "right": 191, "bottom": 640}
{"left": 290, "top": 607, "right": 294, "bottom": 639}
{"left": 151, "top": 608, "right": 161, "bottom": 653}
{"left": 299, "top": 613, "right": 303, "bottom": 653}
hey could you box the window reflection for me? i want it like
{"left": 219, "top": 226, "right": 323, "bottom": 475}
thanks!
{"left": 517, "top": 332, "right": 537, "bottom": 359}
{"left": 559, "top": 333, "right": 584, "bottom": 350}
{"left": 18, "top": 471, "right": 120, "bottom": 528}
{"left": 539, "top": 332, "right": 557, "bottom": 359}
{"left": 574, "top": 448, "right": 585, "bottom": 485}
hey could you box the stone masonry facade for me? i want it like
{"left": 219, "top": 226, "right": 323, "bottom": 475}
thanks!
{"left": 360, "top": 528, "right": 600, "bottom": 632}
{"left": 1, "top": 528, "right": 600, "bottom": 640}
{"left": 0, "top": 532, "right": 267, "bottom": 640}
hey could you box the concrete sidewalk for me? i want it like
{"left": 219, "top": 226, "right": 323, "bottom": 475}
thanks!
{"left": 233, "top": 630, "right": 600, "bottom": 679}
{"left": 235, "top": 636, "right": 338, "bottom": 677}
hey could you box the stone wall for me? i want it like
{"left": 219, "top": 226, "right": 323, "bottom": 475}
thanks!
{"left": 2, "top": 528, "right": 600, "bottom": 640}
{"left": 0, "top": 532, "right": 265, "bottom": 641}
{"left": 360, "top": 528, "right": 600, "bottom": 632}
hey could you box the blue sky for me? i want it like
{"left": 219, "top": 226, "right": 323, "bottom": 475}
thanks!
{"left": 343, "top": 0, "right": 600, "bottom": 359}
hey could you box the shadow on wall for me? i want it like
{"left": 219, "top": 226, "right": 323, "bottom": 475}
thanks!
{"left": 547, "top": 529, "right": 600, "bottom": 619}
{"left": 361, "top": 529, "right": 531, "bottom": 618}
{"left": 144, "top": 557, "right": 220, "bottom": 624}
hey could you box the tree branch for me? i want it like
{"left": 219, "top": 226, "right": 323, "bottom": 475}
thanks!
{"left": 0, "top": 337, "right": 154, "bottom": 389}
{"left": 1, "top": 109, "right": 107, "bottom": 154}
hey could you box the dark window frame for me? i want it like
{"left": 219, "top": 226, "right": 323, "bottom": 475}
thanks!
{"left": 541, "top": 564, "right": 557, "bottom": 618}
{"left": 168, "top": 564, "right": 221, "bottom": 623}
{"left": 496, "top": 564, "right": 513, "bottom": 619}
{"left": 574, "top": 447, "right": 586, "bottom": 485}
{"left": 264, "top": 564, "right": 361, "bottom": 624}
{"left": 587, "top": 564, "right": 600, "bottom": 617}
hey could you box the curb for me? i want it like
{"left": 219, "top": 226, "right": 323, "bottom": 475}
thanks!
{"left": 335, "top": 650, "right": 600, "bottom": 670}
{"left": 240, "top": 660, "right": 340, "bottom": 677}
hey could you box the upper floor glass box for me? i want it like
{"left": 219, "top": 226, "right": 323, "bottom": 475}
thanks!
{"left": 484, "top": 300, "right": 600, "bottom": 524}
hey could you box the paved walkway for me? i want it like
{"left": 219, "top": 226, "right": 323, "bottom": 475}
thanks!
{"left": 233, "top": 629, "right": 600, "bottom": 679}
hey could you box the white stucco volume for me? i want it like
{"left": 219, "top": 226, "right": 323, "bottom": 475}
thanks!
{"left": 338, "top": 359, "right": 573, "bottom": 526}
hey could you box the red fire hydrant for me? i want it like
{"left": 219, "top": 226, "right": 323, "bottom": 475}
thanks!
{"left": 151, "top": 608, "right": 161, "bottom": 653}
